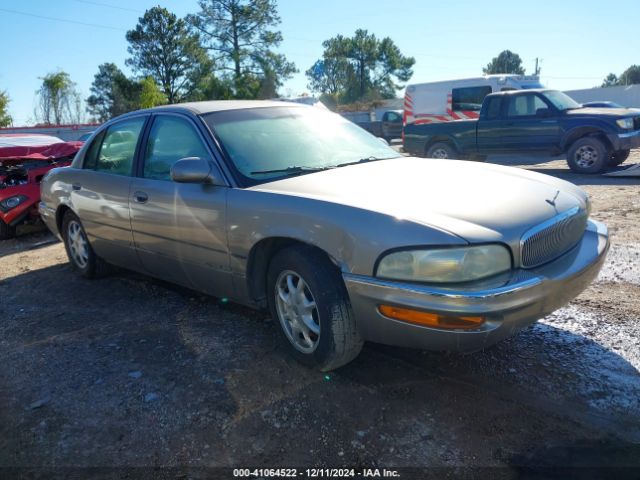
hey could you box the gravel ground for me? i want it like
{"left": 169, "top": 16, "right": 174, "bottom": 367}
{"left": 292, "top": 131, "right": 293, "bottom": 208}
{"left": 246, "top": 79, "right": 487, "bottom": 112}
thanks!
{"left": 0, "top": 152, "right": 639, "bottom": 478}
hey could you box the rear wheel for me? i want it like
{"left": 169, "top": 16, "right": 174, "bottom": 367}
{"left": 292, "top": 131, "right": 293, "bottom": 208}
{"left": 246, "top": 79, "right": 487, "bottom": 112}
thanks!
{"left": 62, "top": 210, "right": 107, "bottom": 278}
{"left": 0, "top": 219, "right": 16, "bottom": 240}
{"left": 608, "top": 149, "right": 630, "bottom": 167}
{"left": 426, "top": 142, "right": 457, "bottom": 159}
{"left": 567, "top": 137, "right": 609, "bottom": 174}
{"left": 267, "top": 245, "right": 363, "bottom": 371}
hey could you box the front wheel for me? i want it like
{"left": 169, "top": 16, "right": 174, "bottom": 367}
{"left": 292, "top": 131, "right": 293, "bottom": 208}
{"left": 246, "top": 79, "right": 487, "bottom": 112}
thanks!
{"left": 0, "top": 219, "right": 16, "bottom": 240}
{"left": 567, "top": 137, "right": 609, "bottom": 174}
{"left": 608, "top": 149, "right": 630, "bottom": 167}
{"left": 267, "top": 245, "right": 363, "bottom": 371}
{"left": 426, "top": 142, "right": 457, "bottom": 159}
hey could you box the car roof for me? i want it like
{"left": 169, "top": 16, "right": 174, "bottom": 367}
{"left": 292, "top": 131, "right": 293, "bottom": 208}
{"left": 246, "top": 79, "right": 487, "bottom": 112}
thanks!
{"left": 487, "top": 88, "right": 556, "bottom": 96}
{"left": 144, "top": 100, "right": 306, "bottom": 116}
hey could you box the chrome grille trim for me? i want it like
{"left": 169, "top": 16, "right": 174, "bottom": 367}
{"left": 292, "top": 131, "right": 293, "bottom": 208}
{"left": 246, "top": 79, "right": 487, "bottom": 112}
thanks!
{"left": 520, "top": 206, "right": 588, "bottom": 268}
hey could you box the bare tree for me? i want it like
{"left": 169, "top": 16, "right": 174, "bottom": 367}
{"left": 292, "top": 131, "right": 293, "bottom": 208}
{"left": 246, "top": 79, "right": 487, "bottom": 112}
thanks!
{"left": 35, "top": 71, "right": 83, "bottom": 125}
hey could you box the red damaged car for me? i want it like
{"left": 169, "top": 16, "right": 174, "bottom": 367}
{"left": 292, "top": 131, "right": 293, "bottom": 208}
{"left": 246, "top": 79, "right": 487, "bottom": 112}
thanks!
{"left": 0, "top": 134, "right": 83, "bottom": 239}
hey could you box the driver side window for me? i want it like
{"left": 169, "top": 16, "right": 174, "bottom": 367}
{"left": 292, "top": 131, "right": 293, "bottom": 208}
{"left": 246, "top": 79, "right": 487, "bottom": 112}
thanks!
{"left": 143, "top": 116, "right": 210, "bottom": 181}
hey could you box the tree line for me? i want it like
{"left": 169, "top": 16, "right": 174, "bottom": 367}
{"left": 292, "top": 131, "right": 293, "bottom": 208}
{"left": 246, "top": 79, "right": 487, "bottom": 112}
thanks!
{"left": 601, "top": 66, "right": 640, "bottom": 88}
{"left": 0, "top": 0, "right": 638, "bottom": 127}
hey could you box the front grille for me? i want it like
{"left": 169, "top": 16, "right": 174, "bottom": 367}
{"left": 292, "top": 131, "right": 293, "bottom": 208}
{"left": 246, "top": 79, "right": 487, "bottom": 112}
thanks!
{"left": 520, "top": 207, "right": 588, "bottom": 268}
{"left": 633, "top": 116, "right": 640, "bottom": 131}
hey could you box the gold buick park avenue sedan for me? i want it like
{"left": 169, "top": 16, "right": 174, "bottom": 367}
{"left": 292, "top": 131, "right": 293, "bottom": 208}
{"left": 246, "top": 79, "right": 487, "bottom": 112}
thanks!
{"left": 39, "top": 101, "right": 609, "bottom": 371}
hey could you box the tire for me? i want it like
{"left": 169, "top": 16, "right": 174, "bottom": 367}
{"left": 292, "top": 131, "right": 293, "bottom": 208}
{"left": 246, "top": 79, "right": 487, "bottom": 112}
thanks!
{"left": 267, "top": 245, "right": 363, "bottom": 371}
{"left": 608, "top": 149, "right": 630, "bottom": 167}
{"left": 62, "top": 210, "right": 107, "bottom": 278}
{"left": 567, "top": 137, "right": 609, "bottom": 174}
{"left": 0, "top": 219, "right": 16, "bottom": 240}
{"left": 426, "top": 142, "right": 457, "bottom": 159}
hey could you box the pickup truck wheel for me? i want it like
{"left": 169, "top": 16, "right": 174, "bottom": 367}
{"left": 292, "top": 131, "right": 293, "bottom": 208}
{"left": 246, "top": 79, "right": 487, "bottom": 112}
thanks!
{"left": 267, "top": 245, "right": 363, "bottom": 371}
{"left": 608, "top": 149, "right": 630, "bottom": 167}
{"left": 62, "top": 210, "right": 108, "bottom": 278}
{"left": 426, "top": 142, "right": 456, "bottom": 159}
{"left": 0, "top": 219, "right": 16, "bottom": 240}
{"left": 567, "top": 137, "right": 608, "bottom": 174}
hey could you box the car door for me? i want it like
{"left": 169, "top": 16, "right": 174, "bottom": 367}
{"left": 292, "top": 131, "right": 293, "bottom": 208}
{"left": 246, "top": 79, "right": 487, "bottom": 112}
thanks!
{"left": 382, "top": 111, "right": 402, "bottom": 139}
{"left": 501, "top": 93, "right": 561, "bottom": 151}
{"left": 476, "top": 95, "right": 508, "bottom": 152}
{"left": 70, "top": 115, "right": 147, "bottom": 269}
{"left": 128, "top": 113, "right": 233, "bottom": 298}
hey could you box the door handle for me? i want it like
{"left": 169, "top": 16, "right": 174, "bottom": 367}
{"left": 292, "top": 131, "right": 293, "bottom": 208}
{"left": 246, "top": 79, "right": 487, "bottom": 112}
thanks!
{"left": 72, "top": 183, "right": 81, "bottom": 191}
{"left": 133, "top": 191, "right": 148, "bottom": 203}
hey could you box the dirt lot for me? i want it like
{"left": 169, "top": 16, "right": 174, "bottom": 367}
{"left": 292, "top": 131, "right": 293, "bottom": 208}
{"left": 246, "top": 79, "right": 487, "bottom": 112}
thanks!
{"left": 1, "top": 153, "right": 639, "bottom": 478}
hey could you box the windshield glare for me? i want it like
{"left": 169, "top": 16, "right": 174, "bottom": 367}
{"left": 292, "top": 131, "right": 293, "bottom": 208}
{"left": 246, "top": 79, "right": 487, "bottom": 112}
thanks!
{"left": 542, "top": 90, "right": 581, "bottom": 111}
{"left": 203, "top": 106, "right": 400, "bottom": 184}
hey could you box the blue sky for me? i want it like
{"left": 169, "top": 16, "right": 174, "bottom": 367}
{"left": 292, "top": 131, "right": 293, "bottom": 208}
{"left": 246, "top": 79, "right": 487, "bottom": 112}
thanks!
{"left": 1, "top": 0, "right": 637, "bottom": 125}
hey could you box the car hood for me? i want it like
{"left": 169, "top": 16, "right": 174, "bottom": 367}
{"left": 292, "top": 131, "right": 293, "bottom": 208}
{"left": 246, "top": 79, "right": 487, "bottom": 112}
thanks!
{"left": 249, "top": 157, "right": 588, "bottom": 244}
{"left": 567, "top": 107, "right": 639, "bottom": 118}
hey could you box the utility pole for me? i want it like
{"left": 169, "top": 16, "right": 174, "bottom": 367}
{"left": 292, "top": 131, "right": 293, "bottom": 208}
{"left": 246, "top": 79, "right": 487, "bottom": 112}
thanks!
{"left": 534, "top": 58, "right": 541, "bottom": 76}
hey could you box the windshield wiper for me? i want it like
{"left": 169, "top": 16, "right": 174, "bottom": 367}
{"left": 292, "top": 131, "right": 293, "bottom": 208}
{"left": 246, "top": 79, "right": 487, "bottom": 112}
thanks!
{"left": 333, "top": 156, "right": 396, "bottom": 168}
{"left": 250, "top": 165, "right": 333, "bottom": 176}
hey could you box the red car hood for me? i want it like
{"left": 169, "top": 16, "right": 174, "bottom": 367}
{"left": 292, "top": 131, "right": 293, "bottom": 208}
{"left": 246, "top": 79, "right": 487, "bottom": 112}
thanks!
{"left": 0, "top": 141, "right": 83, "bottom": 165}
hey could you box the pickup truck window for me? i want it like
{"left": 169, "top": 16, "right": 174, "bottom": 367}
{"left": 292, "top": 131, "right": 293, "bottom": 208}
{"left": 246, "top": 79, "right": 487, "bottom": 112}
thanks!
{"left": 385, "top": 111, "right": 402, "bottom": 123}
{"left": 452, "top": 86, "right": 492, "bottom": 111}
{"left": 542, "top": 91, "right": 581, "bottom": 111}
{"left": 485, "top": 97, "right": 502, "bottom": 120}
{"left": 507, "top": 94, "right": 548, "bottom": 117}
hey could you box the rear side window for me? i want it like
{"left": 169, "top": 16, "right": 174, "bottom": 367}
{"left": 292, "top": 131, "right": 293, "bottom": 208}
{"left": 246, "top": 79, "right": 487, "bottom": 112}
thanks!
{"left": 507, "top": 94, "right": 548, "bottom": 117}
{"left": 452, "top": 86, "right": 492, "bottom": 111}
{"left": 94, "top": 117, "right": 146, "bottom": 176}
{"left": 82, "top": 130, "right": 106, "bottom": 170}
{"left": 143, "top": 116, "right": 210, "bottom": 181}
{"left": 485, "top": 97, "right": 502, "bottom": 120}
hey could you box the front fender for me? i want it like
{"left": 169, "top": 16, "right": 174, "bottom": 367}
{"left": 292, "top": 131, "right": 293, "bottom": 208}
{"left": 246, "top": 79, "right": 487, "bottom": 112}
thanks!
{"left": 226, "top": 189, "right": 466, "bottom": 278}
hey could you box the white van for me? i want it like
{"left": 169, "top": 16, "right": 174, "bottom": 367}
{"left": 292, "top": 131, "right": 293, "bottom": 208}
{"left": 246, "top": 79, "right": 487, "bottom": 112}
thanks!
{"left": 404, "top": 75, "right": 543, "bottom": 127}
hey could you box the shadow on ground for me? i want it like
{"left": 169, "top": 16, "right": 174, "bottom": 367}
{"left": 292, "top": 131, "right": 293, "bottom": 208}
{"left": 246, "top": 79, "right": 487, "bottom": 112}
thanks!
{"left": 1, "top": 262, "right": 638, "bottom": 469}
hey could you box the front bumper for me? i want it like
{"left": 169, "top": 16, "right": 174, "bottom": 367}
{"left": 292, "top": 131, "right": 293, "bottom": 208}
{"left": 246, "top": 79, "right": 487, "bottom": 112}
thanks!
{"left": 343, "top": 219, "right": 609, "bottom": 352}
{"left": 607, "top": 130, "right": 640, "bottom": 151}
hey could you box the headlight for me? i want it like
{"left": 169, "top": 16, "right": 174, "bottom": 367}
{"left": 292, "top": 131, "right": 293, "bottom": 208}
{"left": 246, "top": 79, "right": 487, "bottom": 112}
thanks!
{"left": 0, "top": 195, "right": 28, "bottom": 212}
{"left": 376, "top": 245, "right": 512, "bottom": 283}
{"left": 616, "top": 118, "right": 634, "bottom": 129}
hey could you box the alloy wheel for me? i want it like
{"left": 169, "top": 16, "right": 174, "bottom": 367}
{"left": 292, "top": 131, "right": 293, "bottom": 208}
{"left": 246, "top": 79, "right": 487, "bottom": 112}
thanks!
{"left": 67, "top": 220, "right": 89, "bottom": 269}
{"left": 274, "top": 270, "right": 320, "bottom": 353}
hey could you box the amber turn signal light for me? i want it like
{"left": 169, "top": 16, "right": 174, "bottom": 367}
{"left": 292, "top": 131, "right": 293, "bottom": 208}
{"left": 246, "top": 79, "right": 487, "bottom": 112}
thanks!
{"left": 378, "top": 305, "right": 485, "bottom": 330}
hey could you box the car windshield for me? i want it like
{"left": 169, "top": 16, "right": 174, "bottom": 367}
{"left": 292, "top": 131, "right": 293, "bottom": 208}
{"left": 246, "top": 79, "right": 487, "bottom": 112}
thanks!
{"left": 203, "top": 106, "right": 401, "bottom": 184}
{"left": 542, "top": 90, "right": 581, "bottom": 111}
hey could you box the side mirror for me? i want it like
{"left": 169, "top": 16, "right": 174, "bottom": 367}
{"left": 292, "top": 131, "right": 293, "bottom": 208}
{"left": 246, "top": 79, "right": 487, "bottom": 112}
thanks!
{"left": 170, "top": 157, "right": 216, "bottom": 184}
{"left": 536, "top": 108, "right": 552, "bottom": 118}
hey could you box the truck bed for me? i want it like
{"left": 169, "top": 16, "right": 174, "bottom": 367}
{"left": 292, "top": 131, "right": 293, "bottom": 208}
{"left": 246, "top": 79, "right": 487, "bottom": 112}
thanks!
{"left": 404, "top": 119, "right": 478, "bottom": 156}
